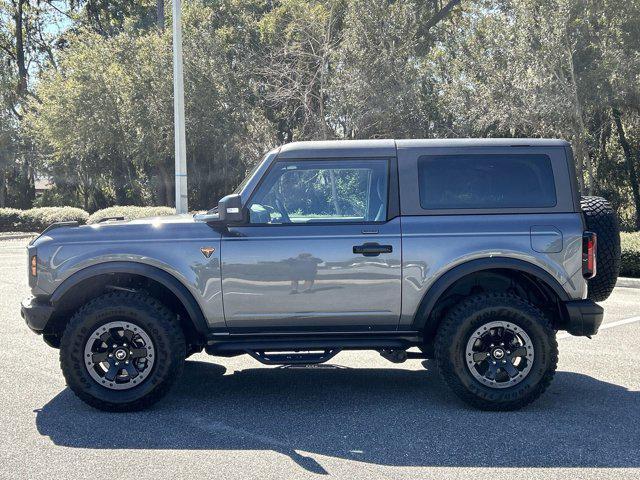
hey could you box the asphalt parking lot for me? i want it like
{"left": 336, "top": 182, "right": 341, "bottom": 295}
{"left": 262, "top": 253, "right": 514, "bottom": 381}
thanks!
{"left": 1, "top": 238, "right": 639, "bottom": 480}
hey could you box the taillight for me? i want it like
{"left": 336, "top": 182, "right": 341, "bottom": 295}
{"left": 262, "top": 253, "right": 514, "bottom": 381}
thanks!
{"left": 582, "top": 232, "right": 597, "bottom": 279}
{"left": 30, "top": 255, "right": 37, "bottom": 277}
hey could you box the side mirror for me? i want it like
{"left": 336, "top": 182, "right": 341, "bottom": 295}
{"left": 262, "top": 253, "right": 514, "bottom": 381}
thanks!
{"left": 217, "top": 194, "right": 246, "bottom": 224}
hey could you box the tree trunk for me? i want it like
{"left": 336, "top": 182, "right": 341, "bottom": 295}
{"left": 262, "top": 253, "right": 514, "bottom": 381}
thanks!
{"left": 17, "top": 156, "right": 31, "bottom": 208}
{"left": 596, "top": 112, "right": 612, "bottom": 193}
{"left": 113, "top": 159, "right": 129, "bottom": 205}
{"left": 328, "top": 169, "right": 341, "bottom": 215}
{"left": 565, "top": 44, "right": 592, "bottom": 195}
{"left": 124, "top": 158, "right": 139, "bottom": 203}
{"left": 422, "top": 0, "right": 462, "bottom": 32}
{"left": 0, "top": 168, "right": 6, "bottom": 208}
{"left": 14, "top": 0, "right": 27, "bottom": 96}
{"left": 83, "top": 186, "right": 89, "bottom": 211}
{"left": 612, "top": 106, "right": 640, "bottom": 230}
{"left": 573, "top": 141, "right": 585, "bottom": 194}
{"left": 157, "top": 0, "right": 165, "bottom": 31}
{"left": 165, "top": 162, "right": 173, "bottom": 206}
{"left": 156, "top": 164, "right": 166, "bottom": 205}
{"left": 317, "top": 5, "right": 333, "bottom": 141}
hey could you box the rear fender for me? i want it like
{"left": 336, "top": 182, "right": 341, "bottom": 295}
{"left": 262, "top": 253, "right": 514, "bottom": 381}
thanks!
{"left": 412, "top": 258, "right": 570, "bottom": 332}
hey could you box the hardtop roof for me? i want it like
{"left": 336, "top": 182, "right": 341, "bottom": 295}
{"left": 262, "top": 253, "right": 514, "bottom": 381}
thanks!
{"left": 276, "top": 138, "right": 570, "bottom": 158}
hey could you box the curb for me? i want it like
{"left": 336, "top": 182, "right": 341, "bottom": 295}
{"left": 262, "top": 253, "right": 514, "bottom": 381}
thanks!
{"left": 617, "top": 277, "right": 640, "bottom": 289}
{"left": 0, "top": 233, "right": 37, "bottom": 241}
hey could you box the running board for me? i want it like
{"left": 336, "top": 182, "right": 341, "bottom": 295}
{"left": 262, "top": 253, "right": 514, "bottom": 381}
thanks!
{"left": 205, "top": 331, "right": 422, "bottom": 354}
{"left": 247, "top": 349, "right": 340, "bottom": 365}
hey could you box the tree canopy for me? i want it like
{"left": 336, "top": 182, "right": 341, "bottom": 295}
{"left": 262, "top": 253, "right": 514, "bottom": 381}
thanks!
{"left": 0, "top": 0, "right": 639, "bottom": 229}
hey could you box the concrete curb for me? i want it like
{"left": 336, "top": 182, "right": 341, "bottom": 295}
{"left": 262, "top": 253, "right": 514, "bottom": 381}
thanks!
{"left": 0, "top": 233, "right": 37, "bottom": 241}
{"left": 617, "top": 277, "right": 640, "bottom": 289}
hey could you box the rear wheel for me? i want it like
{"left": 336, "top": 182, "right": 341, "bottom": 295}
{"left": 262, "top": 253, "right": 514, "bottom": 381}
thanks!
{"left": 60, "top": 292, "right": 186, "bottom": 412}
{"left": 434, "top": 293, "right": 557, "bottom": 410}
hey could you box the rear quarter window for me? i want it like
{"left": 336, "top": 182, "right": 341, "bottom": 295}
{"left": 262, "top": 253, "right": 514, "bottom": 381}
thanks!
{"left": 417, "top": 154, "right": 557, "bottom": 210}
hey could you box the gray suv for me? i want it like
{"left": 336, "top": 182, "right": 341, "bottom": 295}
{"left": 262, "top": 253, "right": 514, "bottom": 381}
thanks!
{"left": 21, "top": 139, "right": 621, "bottom": 411}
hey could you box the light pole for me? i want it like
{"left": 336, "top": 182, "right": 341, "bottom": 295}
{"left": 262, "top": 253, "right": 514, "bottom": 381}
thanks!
{"left": 172, "top": 0, "right": 188, "bottom": 213}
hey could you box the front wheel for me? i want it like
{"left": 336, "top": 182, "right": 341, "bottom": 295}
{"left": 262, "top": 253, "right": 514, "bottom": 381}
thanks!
{"left": 434, "top": 293, "right": 558, "bottom": 411}
{"left": 60, "top": 292, "right": 186, "bottom": 412}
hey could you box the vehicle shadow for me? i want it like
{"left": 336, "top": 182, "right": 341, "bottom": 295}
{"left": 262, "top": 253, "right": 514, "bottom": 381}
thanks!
{"left": 35, "top": 359, "right": 640, "bottom": 473}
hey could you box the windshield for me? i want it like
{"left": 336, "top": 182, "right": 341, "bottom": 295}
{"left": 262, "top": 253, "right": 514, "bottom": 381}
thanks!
{"left": 233, "top": 158, "right": 264, "bottom": 195}
{"left": 204, "top": 154, "right": 269, "bottom": 214}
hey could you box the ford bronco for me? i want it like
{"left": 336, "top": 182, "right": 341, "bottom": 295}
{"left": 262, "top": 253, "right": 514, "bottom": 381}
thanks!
{"left": 21, "top": 139, "right": 621, "bottom": 411}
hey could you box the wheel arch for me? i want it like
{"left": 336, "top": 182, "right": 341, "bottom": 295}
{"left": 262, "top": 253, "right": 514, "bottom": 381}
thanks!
{"left": 413, "top": 258, "right": 570, "bottom": 339}
{"left": 46, "top": 261, "right": 209, "bottom": 348}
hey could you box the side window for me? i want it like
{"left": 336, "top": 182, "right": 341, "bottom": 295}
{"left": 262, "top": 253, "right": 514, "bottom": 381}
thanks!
{"left": 248, "top": 159, "right": 389, "bottom": 224}
{"left": 417, "top": 154, "right": 557, "bottom": 210}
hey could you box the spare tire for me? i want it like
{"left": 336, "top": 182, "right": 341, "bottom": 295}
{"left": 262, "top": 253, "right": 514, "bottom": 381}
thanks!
{"left": 580, "top": 196, "right": 621, "bottom": 302}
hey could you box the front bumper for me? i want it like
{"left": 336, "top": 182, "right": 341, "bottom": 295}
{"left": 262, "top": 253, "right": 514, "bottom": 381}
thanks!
{"left": 21, "top": 296, "right": 54, "bottom": 333}
{"left": 563, "top": 299, "right": 604, "bottom": 337}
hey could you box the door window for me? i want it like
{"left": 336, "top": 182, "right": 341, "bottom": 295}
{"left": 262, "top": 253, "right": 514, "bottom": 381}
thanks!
{"left": 248, "top": 159, "right": 389, "bottom": 224}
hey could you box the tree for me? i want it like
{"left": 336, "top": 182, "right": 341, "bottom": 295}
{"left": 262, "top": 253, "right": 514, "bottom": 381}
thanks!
{"left": 0, "top": 60, "right": 17, "bottom": 207}
{"left": 329, "top": 0, "right": 425, "bottom": 139}
{"left": 256, "top": 0, "right": 344, "bottom": 142}
{"left": 5, "top": 0, "right": 640, "bottom": 229}
{"left": 430, "top": 0, "right": 640, "bottom": 227}
{"left": 27, "top": 0, "right": 275, "bottom": 211}
{"left": 0, "top": 0, "right": 68, "bottom": 208}
{"left": 65, "top": 0, "right": 157, "bottom": 35}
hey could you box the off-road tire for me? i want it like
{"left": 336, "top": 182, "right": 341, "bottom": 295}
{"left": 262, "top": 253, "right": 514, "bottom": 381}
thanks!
{"left": 60, "top": 292, "right": 186, "bottom": 412}
{"left": 580, "top": 196, "right": 621, "bottom": 302}
{"left": 434, "top": 293, "right": 558, "bottom": 411}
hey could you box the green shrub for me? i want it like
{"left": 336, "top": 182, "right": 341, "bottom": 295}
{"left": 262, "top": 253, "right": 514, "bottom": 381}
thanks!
{"left": 0, "top": 207, "right": 89, "bottom": 232}
{"left": 0, "top": 205, "right": 176, "bottom": 232}
{"left": 0, "top": 208, "right": 24, "bottom": 232}
{"left": 88, "top": 206, "right": 175, "bottom": 224}
{"left": 620, "top": 232, "right": 640, "bottom": 278}
{"left": 22, "top": 207, "right": 89, "bottom": 232}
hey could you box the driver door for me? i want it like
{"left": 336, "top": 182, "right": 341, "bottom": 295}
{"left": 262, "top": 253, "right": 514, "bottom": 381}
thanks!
{"left": 220, "top": 157, "right": 402, "bottom": 332}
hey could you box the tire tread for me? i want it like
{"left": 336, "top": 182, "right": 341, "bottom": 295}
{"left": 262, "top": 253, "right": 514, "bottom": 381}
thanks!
{"left": 60, "top": 291, "right": 185, "bottom": 412}
{"left": 580, "top": 196, "right": 621, "bottom": 302}
{"left": 434, "top": 292, "right": 558, "bottom": 411}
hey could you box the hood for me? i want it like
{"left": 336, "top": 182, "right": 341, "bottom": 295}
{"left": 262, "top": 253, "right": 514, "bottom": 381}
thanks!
{"left": 30, "top": 214, "right": 216, "bottom": 248}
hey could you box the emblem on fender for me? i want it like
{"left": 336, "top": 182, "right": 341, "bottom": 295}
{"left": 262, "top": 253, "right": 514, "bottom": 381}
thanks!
{"left": 200, "top": 247, "right": 215, "bottom": 258}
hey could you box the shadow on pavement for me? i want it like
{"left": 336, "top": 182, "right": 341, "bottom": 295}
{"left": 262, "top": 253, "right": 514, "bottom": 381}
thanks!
{"left": 36, "top": 360, "right": 640, "bottom": 473}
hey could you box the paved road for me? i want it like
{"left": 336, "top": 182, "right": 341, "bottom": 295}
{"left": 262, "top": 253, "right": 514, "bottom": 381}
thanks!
{"left": 0, "top": 238, "right": 639, "bottom": 480}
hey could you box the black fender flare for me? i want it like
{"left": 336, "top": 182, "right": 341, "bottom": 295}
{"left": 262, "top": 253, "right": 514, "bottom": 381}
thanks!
{"left": 412, "top": 257, "right": 570, "bottom": 332}
{"left": 50, "top": 261, "right": 209, "bottom": 335}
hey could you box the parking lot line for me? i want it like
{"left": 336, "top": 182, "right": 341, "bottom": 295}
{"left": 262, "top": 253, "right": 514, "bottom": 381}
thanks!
{"left": 558, "top": 315, "right": 640, "bottom": 339}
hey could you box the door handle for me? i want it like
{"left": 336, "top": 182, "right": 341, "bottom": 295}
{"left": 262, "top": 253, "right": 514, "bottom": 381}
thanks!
{"left": 353, "top": 242, "right": 393, "bottom": 257}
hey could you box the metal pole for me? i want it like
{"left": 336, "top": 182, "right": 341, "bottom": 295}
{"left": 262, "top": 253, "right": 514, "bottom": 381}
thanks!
{"left": 172, "top": 0, "right": 188, "bottom": 213}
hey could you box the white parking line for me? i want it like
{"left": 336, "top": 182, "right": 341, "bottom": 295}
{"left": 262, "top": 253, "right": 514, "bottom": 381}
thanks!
{"left": 558, "top": 315, "right": 640, "bottom": 339}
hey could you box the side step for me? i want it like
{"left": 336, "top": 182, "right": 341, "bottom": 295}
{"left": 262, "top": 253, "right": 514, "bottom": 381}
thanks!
{"left": 247, "top": 349, "right": 340, "bottom": 365}
{"left": 379, "top": 349, "right": 429, "bottom": 363}
{"left": 206, "top": 331, "right": 422, "bottom": 353}
{"left": 204, "top": 331, "right": 424, "bottom": 366}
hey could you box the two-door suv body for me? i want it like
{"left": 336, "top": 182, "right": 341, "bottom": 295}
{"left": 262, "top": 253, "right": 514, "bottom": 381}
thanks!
{"left": 21, "top": 139, "right": 619, "bottom": 411}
